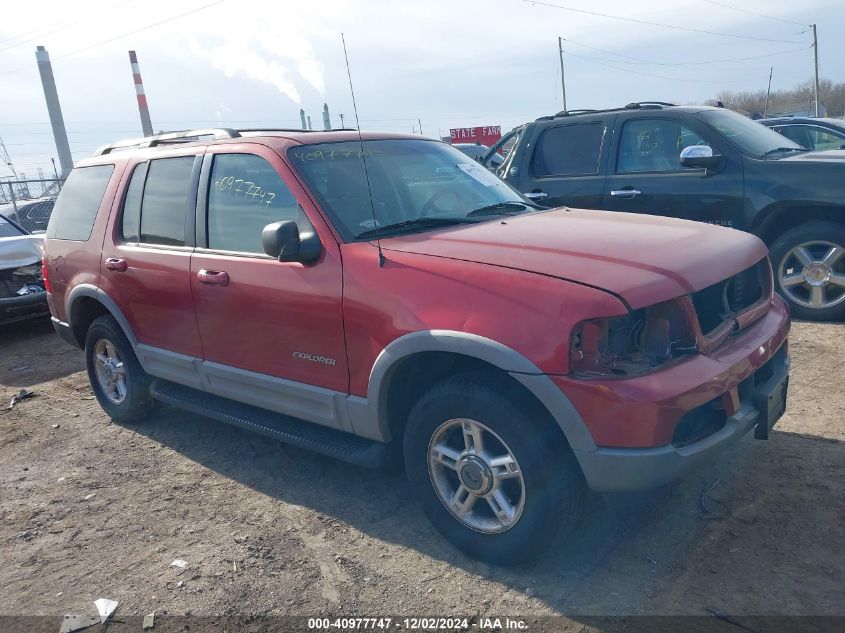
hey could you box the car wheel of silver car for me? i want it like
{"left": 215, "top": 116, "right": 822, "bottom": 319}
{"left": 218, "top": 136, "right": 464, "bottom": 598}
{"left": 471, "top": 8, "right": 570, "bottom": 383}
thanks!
{"left": 770, "top": 221, "right": 845, "bottom": 322}
{"left": 404, "top": 372, "right": 584, "bottom": 565}
{"left": 84, "top": 315, "right": 156, "bottom": 423}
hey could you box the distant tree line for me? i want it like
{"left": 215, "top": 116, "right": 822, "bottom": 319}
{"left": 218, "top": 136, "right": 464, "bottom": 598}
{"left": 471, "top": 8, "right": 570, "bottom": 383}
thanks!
{"left": 706, "top": 78, "right": 845, "bottom": 118}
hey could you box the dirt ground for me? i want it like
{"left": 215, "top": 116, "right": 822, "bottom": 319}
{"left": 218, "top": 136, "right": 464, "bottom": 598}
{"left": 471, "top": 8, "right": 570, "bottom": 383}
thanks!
{"left": 0, "top": 317, "right": 843, "bottom": 630}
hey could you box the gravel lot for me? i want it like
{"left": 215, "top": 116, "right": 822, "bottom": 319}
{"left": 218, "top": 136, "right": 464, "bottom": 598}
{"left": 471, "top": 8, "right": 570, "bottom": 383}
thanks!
{"left": 0, "top": 317, "right": 843, "bottom": 630}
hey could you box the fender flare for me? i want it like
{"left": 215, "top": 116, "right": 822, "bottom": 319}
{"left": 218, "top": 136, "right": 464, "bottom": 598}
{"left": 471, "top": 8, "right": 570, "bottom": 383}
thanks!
{"left": 65, "top": 284, "right": 138, "bottom": 347}
{"left": 359, "top": 330, "right": 597, "bottom": 453}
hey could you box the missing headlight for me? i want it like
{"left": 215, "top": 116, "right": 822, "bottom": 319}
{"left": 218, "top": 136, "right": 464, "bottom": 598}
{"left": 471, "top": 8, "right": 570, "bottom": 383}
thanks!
{"left": 570, "top": 299, "right": 697, "bottom": 378}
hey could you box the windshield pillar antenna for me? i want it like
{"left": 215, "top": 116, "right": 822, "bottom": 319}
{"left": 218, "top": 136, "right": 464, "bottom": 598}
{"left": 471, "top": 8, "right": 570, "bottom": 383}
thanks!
{"left": 341, "top": 33, "right": 385, "bottom": 267}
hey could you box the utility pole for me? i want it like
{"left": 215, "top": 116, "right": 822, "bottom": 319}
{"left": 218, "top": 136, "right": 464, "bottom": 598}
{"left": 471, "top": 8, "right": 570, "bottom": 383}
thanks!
{"left": 339, "top": 113, "right": 345, "bottom": 127}
{"left": 764, "top": 67, "right": 773, "bottom": 118}
{"left": 418, "top": 118, "right": 423, "bottom": 136}
{"left": 558, "top": 37, "right": 567, "bottom": 112}
{"left": 0, "top": 137, "right": 16, "bottom": 178}
{"left": 812, "top": 24, "right": 820, "bottom": 117}
{"left": 300, "top": 108, "right": 307, "bottom": 129}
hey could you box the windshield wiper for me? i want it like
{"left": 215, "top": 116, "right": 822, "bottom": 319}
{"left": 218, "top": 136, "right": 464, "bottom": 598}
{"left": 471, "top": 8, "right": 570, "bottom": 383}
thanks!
{"left": 762, "top": 146, "right": 809, "bottom": 157}
{"left": 354, "top": 216, "right": 478, "bottom": 239}
{"left": 465, "top": 201, "right": 535, "bottom": 217}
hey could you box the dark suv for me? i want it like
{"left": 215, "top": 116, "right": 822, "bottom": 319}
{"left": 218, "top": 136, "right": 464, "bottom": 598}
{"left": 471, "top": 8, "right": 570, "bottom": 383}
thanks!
{"left": 482, "top": 103, "right": 845, "bottom": 321}
{"left": 43, "top": 128, "right": 789, "bottom": 564}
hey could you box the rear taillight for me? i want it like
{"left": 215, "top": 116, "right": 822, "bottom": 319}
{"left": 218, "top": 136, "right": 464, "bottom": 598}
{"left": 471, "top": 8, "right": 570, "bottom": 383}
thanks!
{"left": 41, "top": 254, "right": 52, "bottom": 293}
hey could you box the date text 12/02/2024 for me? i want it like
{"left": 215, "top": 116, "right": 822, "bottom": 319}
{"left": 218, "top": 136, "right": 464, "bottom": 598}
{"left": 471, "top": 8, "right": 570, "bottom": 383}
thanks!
{"left": 306, "top": 617, "right": 528, "bottom": 630}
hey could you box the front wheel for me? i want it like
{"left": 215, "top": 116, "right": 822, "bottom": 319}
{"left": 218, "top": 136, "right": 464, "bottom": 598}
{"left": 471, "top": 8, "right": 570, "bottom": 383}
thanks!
{"left": 769, "top": 221, "right": 845, "bottom": 322}
{"left": 404, "top": 373, "right": 584, "bottom": 565}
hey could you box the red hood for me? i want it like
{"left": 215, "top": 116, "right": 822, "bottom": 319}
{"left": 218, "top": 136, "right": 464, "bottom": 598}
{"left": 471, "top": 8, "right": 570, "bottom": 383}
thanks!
{"left": 382, "top": 208, "right": 768, "bottom": 309}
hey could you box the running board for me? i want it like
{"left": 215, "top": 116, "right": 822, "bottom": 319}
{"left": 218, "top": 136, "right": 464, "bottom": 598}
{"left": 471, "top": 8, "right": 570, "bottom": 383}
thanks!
{"left": 149, "top": 379, "right": 388, "bottom": 468}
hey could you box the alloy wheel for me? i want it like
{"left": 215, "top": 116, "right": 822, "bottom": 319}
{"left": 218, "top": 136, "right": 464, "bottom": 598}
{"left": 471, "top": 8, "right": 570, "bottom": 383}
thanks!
{"left": 92, "top": 338, "right": 128, "bottom": 405}
{"left": 427, "top": 418, "right": 526, "bottom": 534}
{"left": 778, "top": 240, "right": 845, "bottom": 310}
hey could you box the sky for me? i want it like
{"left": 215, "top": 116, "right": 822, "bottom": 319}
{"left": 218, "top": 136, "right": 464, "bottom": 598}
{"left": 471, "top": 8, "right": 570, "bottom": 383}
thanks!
{"left": 0, "top": 0, "right": 842, "bottom": 178}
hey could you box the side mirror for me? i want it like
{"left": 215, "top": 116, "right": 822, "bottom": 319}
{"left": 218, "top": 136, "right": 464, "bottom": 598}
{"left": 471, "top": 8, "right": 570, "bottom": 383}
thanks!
{"left": 680, "top": 145, "right": 723, "bottom": 171}
{"left": 261, "top": 220, "right": 322, "bottom": 263}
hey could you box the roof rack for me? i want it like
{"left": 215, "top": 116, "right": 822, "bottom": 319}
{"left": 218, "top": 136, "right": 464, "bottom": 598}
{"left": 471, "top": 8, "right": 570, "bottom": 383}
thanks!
{"left": 535, "top": 102, "right": 680, "bottom": 122}
{"left": 553, "top": 109, "right": 599, "bottom": 117}
{"left": 236, "top": 127, "right": 358, "bottom": 133}
{"left": 625, "top": 101, "right": 677, "bottom": 109}
{"left": 94, "top": 128, "right": 241, "bottom": 156}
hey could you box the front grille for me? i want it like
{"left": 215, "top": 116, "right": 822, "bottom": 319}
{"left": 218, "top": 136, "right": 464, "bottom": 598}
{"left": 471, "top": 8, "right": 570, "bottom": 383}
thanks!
{"left": 691, "top": 260, "right": 766, "bottom": 335}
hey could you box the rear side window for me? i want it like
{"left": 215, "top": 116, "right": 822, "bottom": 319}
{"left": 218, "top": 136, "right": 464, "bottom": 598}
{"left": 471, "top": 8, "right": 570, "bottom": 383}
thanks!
{"left": 207, "top": 153, "right": 302, "bottom": 254}
{"left": 121, "top": 162, "right": 148, "bottom": 242}
{"left": 46, "top": 165, "right": 114, "bottom": 240}
{"left": 532, "top": 123, "right": 604, "bottom": 177}
{"left": 140, "top": 157, "right": 194, "bottom": 246}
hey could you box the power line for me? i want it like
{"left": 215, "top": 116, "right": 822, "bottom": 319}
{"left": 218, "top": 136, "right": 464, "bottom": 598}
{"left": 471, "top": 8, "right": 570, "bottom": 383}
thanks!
{"left": 522, "top": 0, "right": 805, "bottom": 44}
{"left": 563, "top": 39, "right": 812, "bottom": 69}
{"left": 0, "top": 0, "right": 227, "bottom": 77}
{"left": 0, "top": 15, "right": 76, "bottom": 47}
{"left": 0, "top": 0, "right": 135, "bottom": 54}
{"left": 561, "top": 48, "right": 762, "bottom": 84}
{"left": 702, "top": 0, "right": 810, "bottom": 28}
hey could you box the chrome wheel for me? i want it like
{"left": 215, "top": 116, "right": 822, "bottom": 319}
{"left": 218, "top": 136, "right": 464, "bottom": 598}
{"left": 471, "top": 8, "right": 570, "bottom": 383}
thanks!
{"left": 428, "top": 418, "right": 525, "bottom": 534}
{"left": 778, "top": 240, "right": 845, "bottom": 310}
{"left": 92, "top": 338, "right": 128, "bottom": 405}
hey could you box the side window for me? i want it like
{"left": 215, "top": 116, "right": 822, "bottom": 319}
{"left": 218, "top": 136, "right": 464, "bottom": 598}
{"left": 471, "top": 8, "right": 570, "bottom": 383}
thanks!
{"left": 807, "top": 127, "right": 845, "bottom": 151}
{"left": 120, "top": 162, "right": 147, "bottom": 243}
{"left": 46, "top": 165, "right": 114, "bottom": 241}
{"left": 532, "top": 123, "right": 604, "bottom": 178}
{"left": 207, "top": 154, "right": 304, "bottom": 254}
{"left": 778, "top": 126, "right": 811, "bottom": 148}
{"left": 617, "top": 119, "right": 709, "bottom": 173}
{"left": 140, "top": 156, "right": 195, "bottom": 246}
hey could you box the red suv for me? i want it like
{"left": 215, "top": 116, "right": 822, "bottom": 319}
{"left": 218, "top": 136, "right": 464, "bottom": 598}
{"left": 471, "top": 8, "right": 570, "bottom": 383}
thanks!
{"left": 43, "top": 128, "right": 790, "bottom": 564}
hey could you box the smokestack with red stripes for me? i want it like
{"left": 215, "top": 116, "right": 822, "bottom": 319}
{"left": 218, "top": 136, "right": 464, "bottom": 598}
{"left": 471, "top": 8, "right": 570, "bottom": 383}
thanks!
{"left": 128, "top": 50, "right": 154, "bottom": 137}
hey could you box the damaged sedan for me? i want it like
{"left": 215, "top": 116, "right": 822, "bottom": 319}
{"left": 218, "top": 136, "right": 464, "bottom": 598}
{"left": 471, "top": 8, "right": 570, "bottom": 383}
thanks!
{"left": 0, "top": 213, "right": 48, "bottom": 325}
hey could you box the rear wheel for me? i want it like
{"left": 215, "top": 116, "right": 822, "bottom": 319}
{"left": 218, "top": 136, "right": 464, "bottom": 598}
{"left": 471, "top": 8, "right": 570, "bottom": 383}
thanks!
{"left": 770, "top": 221, "right": 845, "bottom": 321}
{"left": 404, "top": 373, "right": 584, "bottom": 565}
{"left": 84, "top": 315, "right": 156, "bottom": 423}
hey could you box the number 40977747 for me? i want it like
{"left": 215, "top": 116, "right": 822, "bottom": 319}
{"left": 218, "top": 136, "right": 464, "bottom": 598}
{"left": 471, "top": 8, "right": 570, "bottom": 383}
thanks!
{"left": 214, "top": 175, "right": 276, "bottom": 208}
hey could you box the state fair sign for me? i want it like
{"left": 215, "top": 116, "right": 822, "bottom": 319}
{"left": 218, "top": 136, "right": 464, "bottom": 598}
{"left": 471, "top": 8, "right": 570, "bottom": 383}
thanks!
{"left": 449, "top": 126, "right": 502, "bottom": 147}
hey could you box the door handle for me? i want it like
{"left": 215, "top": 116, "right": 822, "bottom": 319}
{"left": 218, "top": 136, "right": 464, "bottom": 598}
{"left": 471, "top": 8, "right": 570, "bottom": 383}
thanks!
{"left": 104, "top": 257, "right": 127, "bottom": 272}
{"left": 523, "top": 191, "right": 549, "bottom": 200}
{"left": 609, "top": 189, "right": 642, "bottom": 198}
{"left": 197, "top": 269, "right": 230, "bottom": 287}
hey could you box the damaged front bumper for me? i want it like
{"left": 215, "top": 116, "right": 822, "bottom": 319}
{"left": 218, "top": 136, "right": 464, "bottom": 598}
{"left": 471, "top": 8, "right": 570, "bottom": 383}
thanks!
{"left": 561, "top": 294, "right": 791, "bottom": 493}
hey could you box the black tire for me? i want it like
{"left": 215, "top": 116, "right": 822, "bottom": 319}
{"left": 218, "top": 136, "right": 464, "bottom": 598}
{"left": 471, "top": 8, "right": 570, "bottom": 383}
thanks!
{"left": 403, "top": 372, "right": 584, "bottom": 565}
{"left": 769, "top": 221, "right": 845, "bottom": 322}
{"left": 84, "top": 315, "right": 156, "bottom": 423}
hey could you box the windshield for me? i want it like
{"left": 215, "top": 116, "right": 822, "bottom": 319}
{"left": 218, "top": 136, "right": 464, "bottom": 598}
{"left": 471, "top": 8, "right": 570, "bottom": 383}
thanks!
{"left": 0, "top": 214, "right": 25, "bottom": 238}
{"left": 700, "top": 109, "right": 804, "bottom": 158}
{"left": 289, "top": 139, "right": 530, "bottom": 241}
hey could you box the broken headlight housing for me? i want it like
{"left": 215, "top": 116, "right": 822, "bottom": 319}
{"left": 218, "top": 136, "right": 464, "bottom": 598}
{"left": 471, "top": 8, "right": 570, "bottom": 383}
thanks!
{"left": 569, "top": 299, "right": 698, "bottom": 379}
